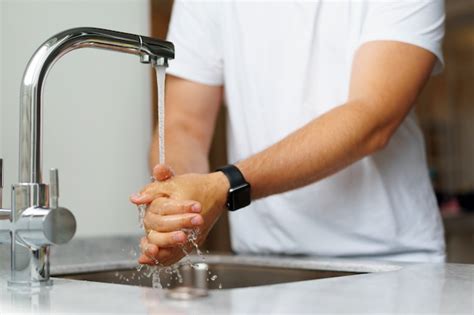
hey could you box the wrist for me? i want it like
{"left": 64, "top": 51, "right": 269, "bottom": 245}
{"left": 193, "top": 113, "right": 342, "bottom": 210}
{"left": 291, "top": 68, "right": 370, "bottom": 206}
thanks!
{"left": 207, "top": 171, "right": 230, "bottom": 209}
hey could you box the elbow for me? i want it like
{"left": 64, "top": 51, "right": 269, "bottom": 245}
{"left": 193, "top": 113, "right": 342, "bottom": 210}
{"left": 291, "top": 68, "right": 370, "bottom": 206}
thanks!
{"left": 366, "top": 127, "right": 394, "bottom": 154}
{"left": 349, "top": 98, "right": 409, "bottom": 155}
{"left": 373, "top": 133, "right": 391, "bottom": 152}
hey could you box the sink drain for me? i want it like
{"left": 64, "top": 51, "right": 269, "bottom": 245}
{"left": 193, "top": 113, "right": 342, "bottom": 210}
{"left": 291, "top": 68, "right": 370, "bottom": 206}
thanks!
{"left": 165, "top": 286, "right": 208, "bottom": 300}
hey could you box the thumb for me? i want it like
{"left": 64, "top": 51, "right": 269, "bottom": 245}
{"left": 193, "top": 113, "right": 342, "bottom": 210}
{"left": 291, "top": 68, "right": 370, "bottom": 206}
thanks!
{"left": 152, "top": 164, "right": 175, "bottom": 182}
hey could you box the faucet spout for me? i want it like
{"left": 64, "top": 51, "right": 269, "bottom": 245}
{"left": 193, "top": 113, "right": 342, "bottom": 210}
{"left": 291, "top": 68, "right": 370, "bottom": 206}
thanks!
{"left": 19, "top": 27, "right": 174, "bottom": 184}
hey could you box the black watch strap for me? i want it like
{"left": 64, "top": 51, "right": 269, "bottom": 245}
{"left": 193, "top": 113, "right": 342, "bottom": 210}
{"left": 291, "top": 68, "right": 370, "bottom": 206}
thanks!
{"left": 216, "top": 165, "right": 251, "bottom": 211}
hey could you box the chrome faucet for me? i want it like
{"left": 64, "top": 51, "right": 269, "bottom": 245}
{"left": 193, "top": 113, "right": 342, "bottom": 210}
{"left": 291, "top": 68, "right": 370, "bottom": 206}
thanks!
{"left": 0, "top": 27, "right": 174, "bottom": 286}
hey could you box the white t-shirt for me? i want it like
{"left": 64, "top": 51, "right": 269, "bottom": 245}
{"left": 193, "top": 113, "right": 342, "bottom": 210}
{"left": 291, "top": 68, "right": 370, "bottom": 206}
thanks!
{"left": 167, "top": 0, "right": 446, "bottom": 262}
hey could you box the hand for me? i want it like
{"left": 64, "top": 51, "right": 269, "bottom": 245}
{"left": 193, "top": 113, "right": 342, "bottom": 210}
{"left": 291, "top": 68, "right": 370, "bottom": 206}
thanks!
{"left": 130, "top": 164, "right": 229, "bottom": 265}
{"left": 137, "top": 195, "right": 203, "bottom": 266}
{"left": 132, "top": 164, "right": 193, "bottom": 266}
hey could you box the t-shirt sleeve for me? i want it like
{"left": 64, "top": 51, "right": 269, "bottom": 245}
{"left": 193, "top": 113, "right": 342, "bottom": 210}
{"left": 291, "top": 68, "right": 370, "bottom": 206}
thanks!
{"left": 166, "top": 0, "right": 223, "bottom": 86}
{"left": 359, "top": 0, "right": 445, "bottom": 75}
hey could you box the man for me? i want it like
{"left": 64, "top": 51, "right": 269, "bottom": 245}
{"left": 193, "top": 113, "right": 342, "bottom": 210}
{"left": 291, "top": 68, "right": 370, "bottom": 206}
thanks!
{"left": 131, "top": 0, "right": 446, "bottom": 265}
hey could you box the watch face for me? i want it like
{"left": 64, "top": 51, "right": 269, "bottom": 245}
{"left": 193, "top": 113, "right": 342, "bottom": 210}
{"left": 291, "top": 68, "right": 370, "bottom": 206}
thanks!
{"left": 229, "top": 183, "right": 251, "bottom": 210}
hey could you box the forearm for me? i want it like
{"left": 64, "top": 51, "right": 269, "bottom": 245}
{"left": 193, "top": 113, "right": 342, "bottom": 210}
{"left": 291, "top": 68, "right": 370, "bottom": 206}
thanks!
{"left": 148, "top": 75, "right": 222, "bottom": 176}
{"left": 236, "top": 99, "right": 394, "bottom": 199}
{"left": 235, "top": 41, "right": 435, "bottom": 200}
{"left": 149, "top": 126, "right": 209, "bottom": 175}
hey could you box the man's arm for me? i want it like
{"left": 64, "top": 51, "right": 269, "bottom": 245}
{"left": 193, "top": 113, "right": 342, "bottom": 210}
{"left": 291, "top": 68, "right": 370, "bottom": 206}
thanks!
{"left": 149, "top": 75, "right": 223, "bottom": 175}
{"left": 133, "top": 40, "right": 437, "bottom": 265}
{"left": 238, "top": 41, "right": 435, "bottom": 198}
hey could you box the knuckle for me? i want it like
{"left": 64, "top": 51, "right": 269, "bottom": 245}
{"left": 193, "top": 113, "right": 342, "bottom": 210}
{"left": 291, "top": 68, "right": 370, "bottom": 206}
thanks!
{"left": 158, "top": 202, "right": 170, "bottom": 215}
{"left": 154, "top": 216, "right": 164, "bottom": 229}
{"left": 147, "top": 230, "right": 159, "bottom": 244}
{"left": 143, "top": 214, "right": 153, "bottom": 230}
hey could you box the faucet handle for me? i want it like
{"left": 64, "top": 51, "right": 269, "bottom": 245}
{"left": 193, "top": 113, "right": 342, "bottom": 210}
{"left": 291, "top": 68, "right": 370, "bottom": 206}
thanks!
{"left": 50, "top": 168, "right": 59, "bottom": 208}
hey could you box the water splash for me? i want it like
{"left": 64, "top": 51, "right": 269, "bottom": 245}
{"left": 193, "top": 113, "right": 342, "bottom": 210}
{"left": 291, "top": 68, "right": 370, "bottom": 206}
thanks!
{"left": 182, "top": 228, "right": 203, "bottom": 257}
{"left": 152, "top": 269, "right": 163, "bottom": 289}
{"left": 137, "top": 204, "right": 146, "bottom": 229}
{"left": 131, "top": 211, "right": 219, "bottom": 289}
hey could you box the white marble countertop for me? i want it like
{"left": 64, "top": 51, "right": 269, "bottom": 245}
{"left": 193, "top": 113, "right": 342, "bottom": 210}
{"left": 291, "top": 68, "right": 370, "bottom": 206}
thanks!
{"left": 0, "top": 237, "right": 473, "bottom": 314}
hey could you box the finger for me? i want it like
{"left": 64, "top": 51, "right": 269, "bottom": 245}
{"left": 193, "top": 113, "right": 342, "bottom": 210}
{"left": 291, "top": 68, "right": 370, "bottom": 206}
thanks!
{"left": 145, "top": 248, "right": 179, "bottom": 266}
{"left": 144, "top": 212, "right": 204, "bottom": 232}
{"left": 138, "top": 248, "right": 174, "bottom": 265}
{"left": 147, "top": 230, "right": 187, "bottom": 248}
{"left": 154, "top": 248, "right": 180, "bottom": 266}
{"left": 148, "top": 198, "right": 201, "bottom": 215}
{"left": 140, "top": 236, "right": 147, "bottom": 252}
{"left": 138, "top": 237, "right": 159, "bottom": 265}
{"left": 129, "top": 183, "right": 168, "bottom": 205}
{"left": 138, "top": 255, "right": 157, "bottom": 265}
{"left": 130, "top": 189, "right": 158, "bottom": 205}
{"left": 152, "top": 164, "right": 175, "bottom": 182}
{"left": 140, "top": 237, "right": 159, "bottom": 257}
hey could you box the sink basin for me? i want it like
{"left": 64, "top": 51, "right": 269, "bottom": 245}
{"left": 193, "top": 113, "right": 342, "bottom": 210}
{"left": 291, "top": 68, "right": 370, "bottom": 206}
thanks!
{"left": 55, "top": 255, "right": 368, "bottom": 290}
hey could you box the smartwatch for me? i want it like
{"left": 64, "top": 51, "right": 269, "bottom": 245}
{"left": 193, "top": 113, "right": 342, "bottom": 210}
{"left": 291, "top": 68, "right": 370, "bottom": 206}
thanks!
{"left": 215, "top": 164, "right": 251, "bottom": 211}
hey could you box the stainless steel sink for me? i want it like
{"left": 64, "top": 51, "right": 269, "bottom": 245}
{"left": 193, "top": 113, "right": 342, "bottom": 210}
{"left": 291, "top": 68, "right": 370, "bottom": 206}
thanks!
{"left": 59, "top": 263, "right": 361, "bottom": 290}
{"left": 55, "top": 255, "right": 372, "bottom": 290}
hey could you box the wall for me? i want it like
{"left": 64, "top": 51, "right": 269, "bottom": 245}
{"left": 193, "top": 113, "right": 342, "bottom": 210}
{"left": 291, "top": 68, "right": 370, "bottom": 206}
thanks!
{"left": 0, "top": 0, "right": 154, "bottom": 237}
{"left": 0, "top": 1, "right": 3, "bottom": 156}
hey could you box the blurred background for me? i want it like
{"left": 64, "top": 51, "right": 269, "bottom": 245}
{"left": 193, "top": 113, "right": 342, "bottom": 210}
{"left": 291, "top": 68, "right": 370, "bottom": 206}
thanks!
{"left": 0, "top": 0, "right": 473, "bottom": 263}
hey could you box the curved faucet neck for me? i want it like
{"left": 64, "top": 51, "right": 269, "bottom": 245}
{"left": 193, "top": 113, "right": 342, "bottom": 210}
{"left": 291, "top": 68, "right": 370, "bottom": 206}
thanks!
{"left": 18, "top": 27, "right": 174, "bottom": 183}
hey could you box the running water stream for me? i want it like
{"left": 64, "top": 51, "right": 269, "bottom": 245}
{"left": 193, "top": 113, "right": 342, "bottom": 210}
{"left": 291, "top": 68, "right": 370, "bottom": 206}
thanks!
{"left": 155, "top": 65, "right": 166, "bottom": 165}
{"left": 136, "top": 65, "right": 166, "bottom": 229}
